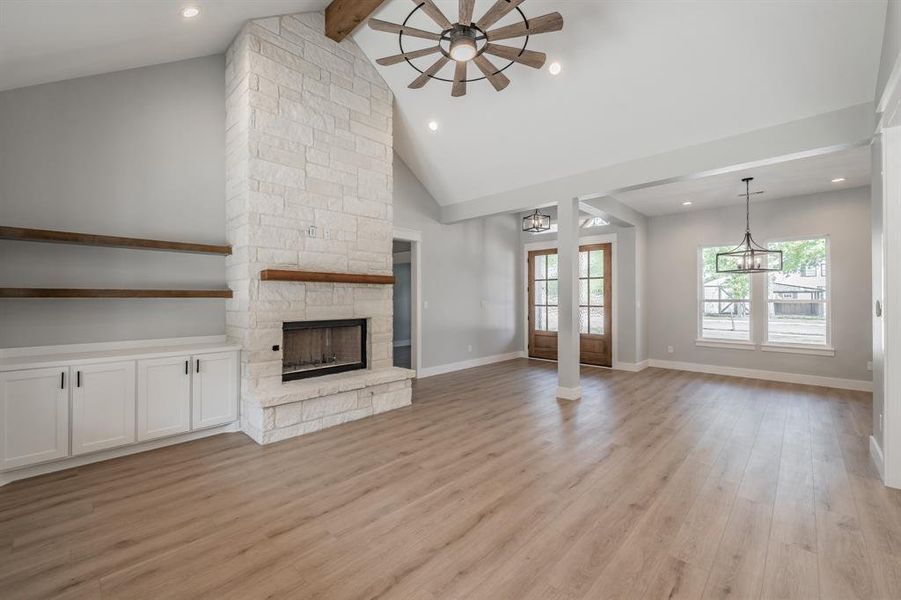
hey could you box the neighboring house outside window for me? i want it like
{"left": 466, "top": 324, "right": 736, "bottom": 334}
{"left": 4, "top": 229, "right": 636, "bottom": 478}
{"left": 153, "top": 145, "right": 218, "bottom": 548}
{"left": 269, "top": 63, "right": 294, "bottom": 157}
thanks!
{"left": 697, "top": 237, "right": 831, "bottom": 353}
{"left": 766, "top": 237, "right": 830, "bottom": 348}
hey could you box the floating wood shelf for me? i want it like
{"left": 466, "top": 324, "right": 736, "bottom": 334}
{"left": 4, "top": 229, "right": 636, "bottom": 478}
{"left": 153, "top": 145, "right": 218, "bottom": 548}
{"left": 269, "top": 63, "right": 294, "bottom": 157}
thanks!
{"left": 0, "top": 288, "right": 233, "bottom": 299}
{"left": 261, "top": 269, "right": 395, "bottom": 285}
{"left": 0, "top": 226, "right": 232, "bottom": 255}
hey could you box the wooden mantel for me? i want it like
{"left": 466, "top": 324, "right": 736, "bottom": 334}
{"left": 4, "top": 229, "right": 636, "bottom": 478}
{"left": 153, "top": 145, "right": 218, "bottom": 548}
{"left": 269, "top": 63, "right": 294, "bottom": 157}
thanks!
{"left": 261, "top": 269, "right": 395, "bottom": 285}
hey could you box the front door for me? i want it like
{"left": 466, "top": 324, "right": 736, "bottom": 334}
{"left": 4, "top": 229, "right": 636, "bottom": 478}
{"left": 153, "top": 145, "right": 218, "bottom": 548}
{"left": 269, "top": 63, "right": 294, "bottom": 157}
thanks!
{"left": 527, "top": 244, "right": 612, "bottom": 367}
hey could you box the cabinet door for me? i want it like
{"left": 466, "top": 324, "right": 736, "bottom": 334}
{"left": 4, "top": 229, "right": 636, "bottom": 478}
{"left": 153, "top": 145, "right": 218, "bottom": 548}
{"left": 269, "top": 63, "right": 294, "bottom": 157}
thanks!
{"left": 72, "top": 361, "right": 136, "bottom": 455}
{"left": 137, "top": 356, "right": 191, "bottom": 442}
{"left": 0, "top": 367, "right": 69, "bottom": 470}
{"left": 191, "top": 352, "right": 238, "bottom": 430}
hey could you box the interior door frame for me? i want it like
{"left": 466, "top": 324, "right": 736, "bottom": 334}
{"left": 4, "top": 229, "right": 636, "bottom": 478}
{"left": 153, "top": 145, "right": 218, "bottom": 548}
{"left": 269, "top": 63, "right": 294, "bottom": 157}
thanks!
{"left": 393, "top": 227, "right": 422, "bottom": 377}
{"left": 522, "top": 233, "right": 618, "bottom": 368}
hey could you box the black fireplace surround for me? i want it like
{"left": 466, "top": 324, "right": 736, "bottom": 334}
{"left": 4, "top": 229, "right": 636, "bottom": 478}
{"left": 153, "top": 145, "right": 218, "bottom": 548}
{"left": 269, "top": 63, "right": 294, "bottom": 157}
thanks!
{"left": 281, "top": 319, "right": 367, "bottom": 382}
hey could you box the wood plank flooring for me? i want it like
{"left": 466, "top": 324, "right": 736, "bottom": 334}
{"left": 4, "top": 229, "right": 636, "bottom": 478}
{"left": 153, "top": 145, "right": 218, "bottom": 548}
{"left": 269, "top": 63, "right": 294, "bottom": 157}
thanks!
{"left": 0, "top": 359, "right": 897, "bottom": 599}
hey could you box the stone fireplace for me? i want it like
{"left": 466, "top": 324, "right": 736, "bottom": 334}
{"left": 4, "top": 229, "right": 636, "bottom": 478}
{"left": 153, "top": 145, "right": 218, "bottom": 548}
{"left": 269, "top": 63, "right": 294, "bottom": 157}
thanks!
{"left": 224, "top": 12, "right": 413, "bottom": 445}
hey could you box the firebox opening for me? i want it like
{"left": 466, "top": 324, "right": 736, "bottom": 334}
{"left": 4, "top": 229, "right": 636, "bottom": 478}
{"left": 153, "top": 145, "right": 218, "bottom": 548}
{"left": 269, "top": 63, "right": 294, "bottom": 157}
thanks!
{"left": 281, "top": 319, "right": 367, "bottom": 382}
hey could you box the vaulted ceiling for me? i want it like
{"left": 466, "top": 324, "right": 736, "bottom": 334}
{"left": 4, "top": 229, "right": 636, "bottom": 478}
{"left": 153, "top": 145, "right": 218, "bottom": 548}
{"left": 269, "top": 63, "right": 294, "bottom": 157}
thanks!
{"left": 0, "top": 0, "right": 887, "bottom": 216}
{"left": 352, "top": 0, "right": 886, "bottom": 207}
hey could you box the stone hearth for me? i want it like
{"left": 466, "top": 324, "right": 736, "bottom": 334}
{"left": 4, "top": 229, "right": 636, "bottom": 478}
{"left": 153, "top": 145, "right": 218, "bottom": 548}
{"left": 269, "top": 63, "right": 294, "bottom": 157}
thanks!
{"left": 224, "top": 12, "right": 413, "bottom": 445}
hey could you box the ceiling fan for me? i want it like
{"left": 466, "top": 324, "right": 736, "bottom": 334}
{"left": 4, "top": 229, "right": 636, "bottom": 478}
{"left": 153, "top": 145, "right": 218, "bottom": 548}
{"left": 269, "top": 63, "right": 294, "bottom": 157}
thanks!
{"left": 368, "top": 0, "right": 564, "bottom": 97}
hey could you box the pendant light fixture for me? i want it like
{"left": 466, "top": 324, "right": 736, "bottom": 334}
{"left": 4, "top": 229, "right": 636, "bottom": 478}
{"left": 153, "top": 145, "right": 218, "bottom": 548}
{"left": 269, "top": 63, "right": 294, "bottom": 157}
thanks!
{"left": 523, "top": 209, "right": 551, "bottom": 233}
{"left": 715, "top": 177, "right": 783, "bottom": 273}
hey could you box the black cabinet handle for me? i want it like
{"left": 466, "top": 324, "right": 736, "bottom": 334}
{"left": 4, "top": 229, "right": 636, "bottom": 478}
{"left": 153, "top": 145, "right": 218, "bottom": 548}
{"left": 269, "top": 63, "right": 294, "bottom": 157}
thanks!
{"left": 77, "top": 371, "right": 81, "bottom": 388}
{"left": 60, "top": 371, "right": 65, "bottom": 389}
{"left": 196, "top": 359, "right": 200, "bottom": 373}
{"left": 185, "top": 360, "right": 189, "bottom": 375}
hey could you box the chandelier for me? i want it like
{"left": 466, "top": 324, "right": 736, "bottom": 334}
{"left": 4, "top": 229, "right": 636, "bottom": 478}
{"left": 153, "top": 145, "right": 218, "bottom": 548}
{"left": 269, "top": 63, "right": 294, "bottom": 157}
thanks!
{"left": 522, "top": 209, "right": 551, "bottom": 233}
{"left": 715, "top": 177, "right": 783, "bottom": 273}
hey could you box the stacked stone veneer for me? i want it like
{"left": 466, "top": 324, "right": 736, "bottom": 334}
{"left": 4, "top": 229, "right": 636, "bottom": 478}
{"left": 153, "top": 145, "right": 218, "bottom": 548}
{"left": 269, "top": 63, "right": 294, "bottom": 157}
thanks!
{"left": 224, "top": 12, "right": 413, "bottom": 445}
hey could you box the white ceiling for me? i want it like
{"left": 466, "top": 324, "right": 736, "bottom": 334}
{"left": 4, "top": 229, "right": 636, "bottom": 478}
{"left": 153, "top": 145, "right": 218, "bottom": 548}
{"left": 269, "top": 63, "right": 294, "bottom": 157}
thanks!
{"left": 353, "top": 0, "right": 886, "bottom": 206}
{"left": 612, "top": 144, "right": 872, "bottom": 217}
{"left": 0, "top": 0, "right": 329, "bottom": 92}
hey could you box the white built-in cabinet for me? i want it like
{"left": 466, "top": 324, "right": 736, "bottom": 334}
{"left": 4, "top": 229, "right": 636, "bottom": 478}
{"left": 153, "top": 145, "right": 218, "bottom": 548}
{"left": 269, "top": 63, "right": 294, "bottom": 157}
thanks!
{"left": 0, "top": 367, "right": 69, "bottom": 470}
{"left": 0, "top": 341, "right": 239, "bottom": 474}
{"left": 72, "top": 361, "right": 136, "bottom": 455}
{"left": 192, "top": 352, "right": 238, "bottom": 430}
{"left": 137, "top": 356, "right": 192, "bottom": 441}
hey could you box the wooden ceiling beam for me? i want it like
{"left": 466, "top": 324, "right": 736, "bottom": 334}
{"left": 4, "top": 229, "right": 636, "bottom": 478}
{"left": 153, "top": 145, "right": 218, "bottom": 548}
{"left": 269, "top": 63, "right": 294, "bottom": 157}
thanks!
{"left": 325, "top": 0, "right": 386, "bottom": 42}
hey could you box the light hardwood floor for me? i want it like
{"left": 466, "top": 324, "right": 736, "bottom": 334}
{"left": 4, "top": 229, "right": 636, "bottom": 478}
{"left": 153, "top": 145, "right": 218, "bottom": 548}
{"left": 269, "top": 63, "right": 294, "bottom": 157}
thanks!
{"left": 1, "top": 359, "right": 898, "bottom": 599}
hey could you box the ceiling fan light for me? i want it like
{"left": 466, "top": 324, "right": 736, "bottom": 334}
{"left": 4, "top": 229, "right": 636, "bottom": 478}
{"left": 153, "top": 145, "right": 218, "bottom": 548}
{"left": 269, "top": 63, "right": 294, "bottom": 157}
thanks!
{"left": 449, "top": 35, "right": 478, "bottom": 62}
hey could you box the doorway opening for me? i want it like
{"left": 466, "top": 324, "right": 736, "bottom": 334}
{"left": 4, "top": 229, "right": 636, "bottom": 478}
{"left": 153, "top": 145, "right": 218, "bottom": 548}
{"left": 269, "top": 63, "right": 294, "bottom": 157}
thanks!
{"left": 527, "top": 243, "right": 613, "bottom": 367}
{"left": 392, "top": 240, "right": 413, "bottom": 369}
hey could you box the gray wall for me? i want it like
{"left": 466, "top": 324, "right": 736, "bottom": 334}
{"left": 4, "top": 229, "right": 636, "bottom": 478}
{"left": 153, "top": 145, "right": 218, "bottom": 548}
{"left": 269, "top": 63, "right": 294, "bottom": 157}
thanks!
{"left": 647, "top": 186, "right": 873, "bottom": 382}
{"left": 0, "top": 56, "right": 227, "bottom": 347}
{"left": 393, "top": 154, "right": 523, "bottom": 369}
{"left": 392, "top": 261, "right": 411, "bottom": 345}
{"left": 877, "top": 0, "right": 900, "bottom": 103}
{"left": 518, "top": 217, "right": 640, "bottom": 365}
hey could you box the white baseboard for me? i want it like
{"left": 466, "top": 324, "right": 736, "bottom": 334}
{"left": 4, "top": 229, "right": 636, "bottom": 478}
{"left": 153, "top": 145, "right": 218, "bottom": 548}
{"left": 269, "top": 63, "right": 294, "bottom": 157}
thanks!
{"left": 614, "top": 360, "right": 649, "bottom": 372}
{"left": 0, "top": 422, "right": 240, "bottom": 487}
{"left": 871, "top": 435, "right": 886, "bottom": 481}
{"left": 647, "top": 359, "right": 872, "bottom": 392}
{"left": 393, "top": 340, "right": 411, "bottom": 348}
{"left": 417, "top": 351, "right": 526, "bottom": 378}
{"left": 556, "top": 386, "right": 582, "bottom": 400}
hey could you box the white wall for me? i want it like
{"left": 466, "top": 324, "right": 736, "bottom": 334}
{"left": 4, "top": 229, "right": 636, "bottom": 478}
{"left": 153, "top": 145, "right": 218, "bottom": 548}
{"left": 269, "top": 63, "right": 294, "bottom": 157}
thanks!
{"left": 0, "top": 56, "right": 227, "bottom": 348}
{"left": 647, "top": 187, "right": 872, "bottom": 383}
{"left": 393, "top": 154, "right": 523, "bottom": 369}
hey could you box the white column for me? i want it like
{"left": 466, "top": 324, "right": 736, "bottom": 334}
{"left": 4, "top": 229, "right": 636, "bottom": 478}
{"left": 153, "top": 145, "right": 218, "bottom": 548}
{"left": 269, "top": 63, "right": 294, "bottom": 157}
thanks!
{"left": 557, "top": 197, "right": 581, "bottom": 400}
{"left": 882, "top": 125, "right": 901, "bottom": 487}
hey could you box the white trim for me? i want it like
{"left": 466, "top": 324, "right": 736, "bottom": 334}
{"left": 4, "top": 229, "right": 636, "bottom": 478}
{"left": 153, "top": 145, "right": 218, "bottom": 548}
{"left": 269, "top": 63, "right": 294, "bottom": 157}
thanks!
{"left": 647, "top": 359, "right": 872, "bottom": 392}
{"left": 760, "top": 343, "right": 835, "bottom": 357}
{"left": 0, "top": 422, "right": 240, "bottom": 487}
{"left": 393, "top": 340, "right": 411, "bottom": 348}
{"left": 521, "top": 233, "right": 618, "bottom": 368}
{"left": 614, "top": 360, "right": 648, "bottom": 372}
{"left": 556, "top": 386, "right": 582, "bottom": 400}
{"left": 695, "top": 339, "right": 756, "bottom": 351}
{"left": 0, "top": 335, "right": 228, "bottom": 359}
{"left": 392, "top": 227, "right": 422, "bottom": 242}
{"left": 417, "top": 351, "right": 526, "bottom": 378}
{"left": 393, "top": 228, "right": 422, "bottom": 377}
{"left": 871, "top": 435, "right": 886, "bottom": 481}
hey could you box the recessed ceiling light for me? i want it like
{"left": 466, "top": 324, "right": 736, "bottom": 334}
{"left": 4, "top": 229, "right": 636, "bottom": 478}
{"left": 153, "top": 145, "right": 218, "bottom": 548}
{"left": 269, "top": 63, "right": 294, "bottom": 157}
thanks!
{"left": 180, "top": 6, "right": 200, "bottom": 18}
{"left": 831, "top": 177, "right": 846, "bottom": 183}
{"left": 549, "top": 62, "right": 562, "bottom": 76}
{"left": 682, "top": 201, "right": 693, "bottom": 206}
{"left": 427, "top": 120, "right": 439, "bottom": 132}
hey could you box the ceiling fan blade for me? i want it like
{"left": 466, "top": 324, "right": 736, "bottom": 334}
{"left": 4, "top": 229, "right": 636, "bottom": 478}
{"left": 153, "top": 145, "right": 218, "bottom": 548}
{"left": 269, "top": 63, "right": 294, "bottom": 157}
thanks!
{"left": 483, "top": 43, "right": 546, "bottom": 69}
{"left": 476, "top": 0, "right": 526, "bottom": 30}
{"left": 452, "top": 61, "right": 467, "bottom": 97}
{"left": 414, "top": 0, "right": 452, "bottom": 30}
{"left": 487, "top": 12, "right": 564, "bottom": 42}
{"left": 409, "top": 56, "right": 451, "bottom": 89}
{"left": 472, "top": 55, "right": 510, "bottom": 91}
{"left": 459, "top": 0, "right": 476, "bottom": 26}
{"left": 376, "top": 46, "right": 442, "bottom": 66}
{"left": 368, "top": 18, "right": 442, "bottom": 41}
